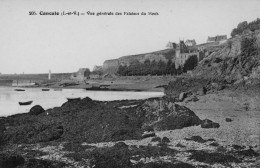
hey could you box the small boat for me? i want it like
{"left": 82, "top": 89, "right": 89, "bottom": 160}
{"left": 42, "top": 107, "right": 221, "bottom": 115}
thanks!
{"left": 42, "top": 88, "right": 50, "bottom": 91}
{"left": 67, "top": 97, "right": 81, "bottom": 102}
{"left": 19, "top": 101, "right": 33, "bottom": 106}
{"left": 15, "top": 89, "right": 25, "bottom": 91}
{"left": 85, "top": 86, "right": 109, "bottom": 91}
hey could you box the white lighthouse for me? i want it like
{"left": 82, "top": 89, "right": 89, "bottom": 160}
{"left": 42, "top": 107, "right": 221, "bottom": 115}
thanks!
{"left": 48, "top": 70, "right": 51, "bottom": 80}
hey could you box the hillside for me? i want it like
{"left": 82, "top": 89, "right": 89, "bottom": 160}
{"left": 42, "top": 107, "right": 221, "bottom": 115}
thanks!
{"left": 193, "top": 29, "right": 260, "bottom": 82}
{"left": 102, "top": 49, "right": 175, "bottom": 73}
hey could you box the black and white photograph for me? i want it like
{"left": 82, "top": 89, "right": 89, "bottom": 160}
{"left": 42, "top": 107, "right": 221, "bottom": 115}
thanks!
{"left": 0, "top": 0, "right": 260, "bottom": 167}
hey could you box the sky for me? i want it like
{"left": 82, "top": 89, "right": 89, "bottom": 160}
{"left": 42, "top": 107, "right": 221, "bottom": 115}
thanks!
{"left": 0, "top": 0, "right": 260, "bottom": 74}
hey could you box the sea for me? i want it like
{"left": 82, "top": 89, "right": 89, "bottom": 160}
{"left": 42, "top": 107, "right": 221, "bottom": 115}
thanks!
{"left": 0, "top": 87, "right": 164, "bottom": 117}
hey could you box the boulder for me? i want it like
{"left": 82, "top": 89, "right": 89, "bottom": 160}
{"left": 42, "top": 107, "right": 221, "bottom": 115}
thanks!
{"left": 197, "top": 87, "right": 207, "bottom": 96}
{"left": 142, "top": 132, "right": 156, "bottom": 139}
{"left": 114, "top": 142, "right": 128, "bottom": 149}
{"left": 140, "top": 99, "right": 201, "bottom": 131}
{"left": 185, "top": 136, "right": 207, "bottom": 143}
{"left": 161, "top": 137, "right": 170, "bottom": 143}
{"left": 184, "top": 95, "right": 199, "bottom": 103}
{"left": 29, "top": 105, "right": 45, "bottom": 115}
{"left": 179, "top": 92, "right": 187, "bottom": 101}
{"left": 226, "top": 118, "right": 233, "bottom": 122}
{"left": 201, "top": 119, "right": 220, "bottom": 129}
{"left": 151, "top": 136, "right": 161, "bottom": 142}
{"left": 33, "top": 125, "right": 64, "bottom": 142}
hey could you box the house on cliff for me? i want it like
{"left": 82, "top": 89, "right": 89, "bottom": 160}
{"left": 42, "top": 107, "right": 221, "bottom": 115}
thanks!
{"left": 175, "top": 41, "right": 204, "bottom": 68}
{"left": 93, "top": 66, "right": 103, "bottom": 72}
{"left": 185, "top": 39, "right": 196, "bottom": 47}
{"left": 70, "top": 68, "right": 90, "bottom": 81}
{"left": 207, "top": 35, "right": 227, "bottom": 43}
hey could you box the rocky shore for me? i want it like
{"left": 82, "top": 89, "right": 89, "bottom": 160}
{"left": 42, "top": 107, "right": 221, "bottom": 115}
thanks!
{"left": 1, "top": 77, "right": 259, "bottom": 167}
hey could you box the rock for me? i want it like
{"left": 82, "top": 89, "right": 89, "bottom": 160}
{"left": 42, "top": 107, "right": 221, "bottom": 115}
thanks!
{"left": 189, "top": 150, "right": 240, "bottom": 164}
{"left": 232, "top": 144, "right": 246, "bottom": 150}
{"left": 151, "top": 136, "right": 161, "bottom": 142}
{"left": 82, "top": 96, "right": 92, "bottom": 102}
{"left": 161, "top": 137, "right": 170, "bottom": 143}
{"left": 34, "top": 125, "right": 63, "bottom": 142}
{"left": 164, "top": 78, "right": 210, "bottom": 98}
{"left": 235, "top": 149, "right": 260, "bottom": 157}
{"left": 0, "top": 154, "right": 25, "bottom": 168}
{"left": 197, "top": 87, "right": 207, "bottom": 95}
{"left": 142, "top": 132, "right": 156, "bottom": 139}
{"left": 184, "top": 95, "right": 199, "bottom": 103}
{"left": 140, "top": 99, "right": 201, "bottom": 131}
{"left": 29, "top": 105, "right": 45, "bottom": 115}
{"left": 209, "top": 142, "right": 219, "bottom": 147}
{"left": 185, "top": 136, "right": 207, "bottom": 143}
{"left": 114, "top": 142, "right": 128, "bottom": 149}
{"left": 201, "top": 119, "right": 220, "bottom": 129}
{"left": 110, "top": 128, "right": 139, "bottom": 141}
{"left": 192, "top": 30, "right": 260, "bottom": 83}
{"left": 142, "top": 125, "right": 154, "bottom": 132}
{"left": 226, "top": 118, "right": 233, "bottom": 122}
{"left": 179, "top": 92, "right": 187, "bottom": 101}
{"left": 23, "top": 158, "right": 66, "bottom": 168}
{"left": 176, "top": 143, "right": 186, "bottom": 148}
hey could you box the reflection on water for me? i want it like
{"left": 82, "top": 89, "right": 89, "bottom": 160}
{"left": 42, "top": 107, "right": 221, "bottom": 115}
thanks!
{"left": 0, "top": 87, "right": 164, "bottom": 117}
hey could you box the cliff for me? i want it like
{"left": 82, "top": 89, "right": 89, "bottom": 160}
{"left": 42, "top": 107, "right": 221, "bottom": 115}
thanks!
{"left": 193, "top": 29, "right": 260, "bottom": 82}
{"left": 102, "top": 49, "right": 175, "bottom": 73}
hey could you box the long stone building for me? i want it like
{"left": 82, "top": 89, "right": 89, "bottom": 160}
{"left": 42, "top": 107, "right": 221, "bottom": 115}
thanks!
{"left": 102, "top": 49, "right": 175, "bottom": 73}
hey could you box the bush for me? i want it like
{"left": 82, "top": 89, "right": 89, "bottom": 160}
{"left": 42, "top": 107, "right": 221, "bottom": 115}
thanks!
{"left": 231, "top": 18, "right": 260, "bottom": 37}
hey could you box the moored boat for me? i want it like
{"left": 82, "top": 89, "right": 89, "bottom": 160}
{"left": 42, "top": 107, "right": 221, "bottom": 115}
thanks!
{"left": 85, "top": 86, "right": 109, "bottom": 91}
{"left": 14, "top": 89, "right": 25, "bottom": 91}
{"left": 19, "top": 101, "right": 33, "bottom": 106}
{"left": 67, "top": 97, "right": 81, "bottom": 102}
{"left": 42, "top": 88, "right": 50, "bottom": 91}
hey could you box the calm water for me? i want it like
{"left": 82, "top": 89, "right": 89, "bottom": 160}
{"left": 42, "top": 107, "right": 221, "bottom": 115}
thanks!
{"left": 0, "top": 87, "right": 164, "bottom": 117}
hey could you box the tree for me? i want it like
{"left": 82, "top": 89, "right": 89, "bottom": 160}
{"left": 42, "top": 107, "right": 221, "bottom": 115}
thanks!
{"left": 84, "top": 68, "right": 91, "bottom": 78}
{"left": 166, "top": 59, "right": 176, "bottom": 75}
{"left": 143, "top": 59, "right": 151, "bottom": 75}
{"left": 231, "top": 18, "right": 260, "bottom": 37}
{"left": 117, "top": 65, "right": 127, "bottom": 76}
{"left": 183, "top": 55, "right": 198, "bottom": 72}
{"left": 150, "top": 60, "right": 158, "bottom": 75}
{"left": 158, "top": 60, "right": 166, "bottom": 75}
{"left": 176, "top": 66, "right": 182, "bottom": 75}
